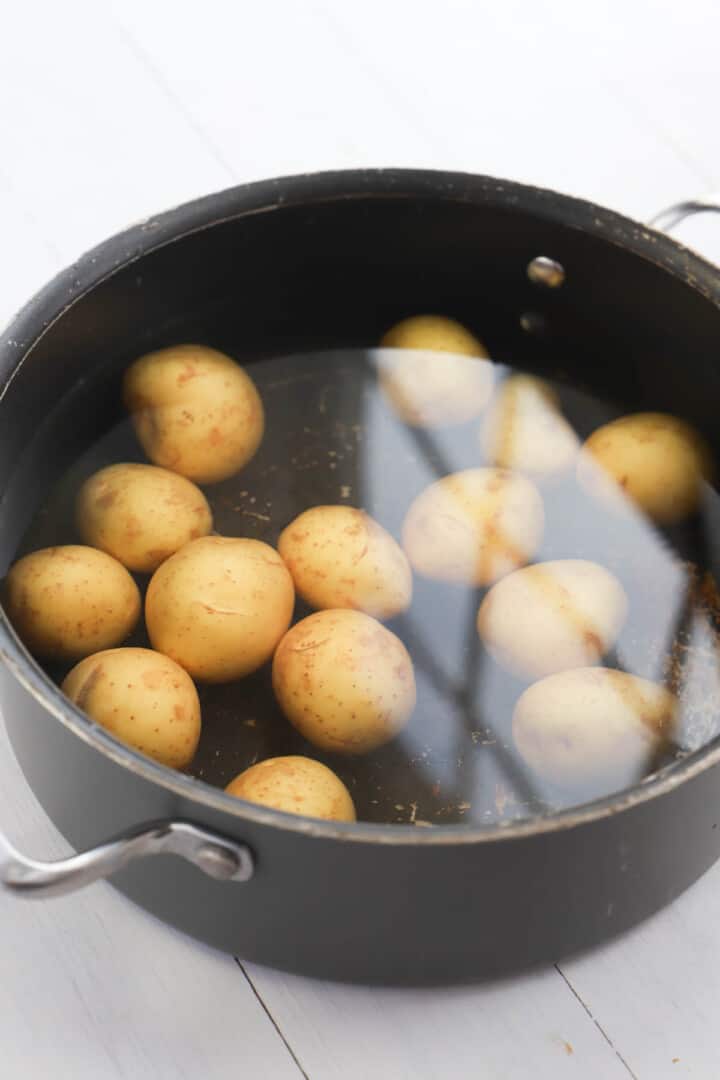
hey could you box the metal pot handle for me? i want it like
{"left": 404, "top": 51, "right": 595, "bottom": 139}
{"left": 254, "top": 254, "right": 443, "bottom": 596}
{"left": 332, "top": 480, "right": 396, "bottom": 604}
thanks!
{"left": 649, "top": 193, "right": 720, "bottom": 232}
{"left": 0, "top": 820, "right": 253, "bottom": 898}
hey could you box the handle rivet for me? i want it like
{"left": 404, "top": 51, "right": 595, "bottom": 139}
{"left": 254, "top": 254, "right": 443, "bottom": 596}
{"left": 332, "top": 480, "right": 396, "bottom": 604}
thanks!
{"left": 527, "top": 256, "right": 565, "bottom": 288}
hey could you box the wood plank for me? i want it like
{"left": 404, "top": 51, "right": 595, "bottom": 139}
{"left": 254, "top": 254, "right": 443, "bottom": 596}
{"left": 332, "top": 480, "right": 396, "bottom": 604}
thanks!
{"left": 0, "top": 729, "right": 302, "bottom": 1079}
{"left": 242, "top": 960, "right": 633, "bottom": 1080}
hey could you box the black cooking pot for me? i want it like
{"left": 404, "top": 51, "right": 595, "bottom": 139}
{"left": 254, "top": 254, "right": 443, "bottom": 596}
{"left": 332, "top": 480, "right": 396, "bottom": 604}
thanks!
{"left": 2, "top": 169, "right": 720, "bottom": 985}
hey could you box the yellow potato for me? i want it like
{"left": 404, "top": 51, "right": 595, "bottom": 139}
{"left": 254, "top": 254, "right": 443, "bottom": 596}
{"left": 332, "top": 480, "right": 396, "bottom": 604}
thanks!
{"left": 479, "top": 374, "right": 579, "bottom": 476}
{"left": 76, "top": 462, "right": 213, "bottom": 573}
{"left": 380, "top": 314, "right": 488, "bottom": 357}
{"left": 477, "top": 560, "right": 628, "bottom": 680}
{"left": 577, "top": 412, "right": 713, "bottom": 524}
{"left": 145, "top": 535, "right": 294, "bottom": 682}
{"left": 278, "top": 505, "right": 411, "bottom": 619}
{"left": 378, "top": 315, "right": 492, "bottom": 427}
{"left": 272, "top": 609, "right": 415, "bottom": 754}
{"left": 123, "top": 344, "right": 264, "bottom": 484}
{"left": 62, "top": 647, "right": 201, "bottom": 769}
{"left": 3, "top": 545, "right": 140, "bottom": 662}
{"left": 226, "top": 755, "right": 356, "bottom": 822}
{"left": 512, "top": 667, "right": 677, "bottom": 794}
{"left": 402, "top": 467, "right": 544, "bottom": 586}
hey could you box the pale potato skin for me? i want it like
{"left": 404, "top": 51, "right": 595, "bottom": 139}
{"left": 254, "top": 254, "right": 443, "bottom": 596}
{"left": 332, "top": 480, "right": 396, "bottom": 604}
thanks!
{"left": 226, "top": 755, "right": 356, "bottom": 822}
{"left": 477, "top": 559, "right": 628, "bottom": 680}
{"left": 512, "top": 667, "right": 677, "bottom": 794}
{"left": 402, "top": 467, "right": 544, "bottom": 586}
{"left": 76, "top": 462, "right": 213, "bottom": 573}
{"left": 4, "top": 545, "right": 140, "bottom": 662}
{"left": 577, "top": 412, "right": 713, "bottom": 524}
{"left": 479, "top": 374, "right": 579, "bottom": 476}
{"left": 62, "top": 647, "right": 201, "bottom": 769}
{"left": 272, "top": 609, "right": 416, "bottom": 754}
{"left": 278, "top": 505, "right": 412, "bottom": 619}
{"left": 380, "top": 315, "right": 488, "bottom": 357}
{"left": 378, "top": 316, "right": 492, "bottom": 428}
{"left": 145, "top": 536, "right": 294, "bottom": 683}
{"left": 123, "top": 344, "right": 265, "bottom": 484}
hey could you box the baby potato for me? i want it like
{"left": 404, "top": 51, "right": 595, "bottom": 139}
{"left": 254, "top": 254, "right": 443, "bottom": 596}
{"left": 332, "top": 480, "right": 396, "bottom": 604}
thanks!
{"left": 123, "top": 344, "right": 264, "bottom": 484}
{"left": 377, "top": 315, "right": 492, "bottom": 427}
{"left": 4, "top": 545, "right": 140, "bottom": 663}
{"left": 381, "top": 314, "right": 488, "bottom": 357}
{"left": 479, "top": 374, "right": 579, "bottom": 476}
{"left": 278, "top": 505, "right": 411, "bottom": 619}
{"left": 145, "top": 535, "right": 294, "bottom": 683}
{"left": 402, "top": 467, "right": 544, "bottom": 586}
{"left": 62, "top": 647, "right": 201, "bottom": 769}
{"left": 577, "top": 412, "right": 713, "bottom": 524}
{"left": 226, "top": 756, "right": 356, "bottom": 822}
{"left": 76, "top": 462, "right": 212, "bottom": 573}
{"left": 513, "top": 667, "right": 677, "bottom": 795}
{"left": 477, "top": 560, "right": 628, "bottom": 680}
{"left": 272, "top": 609, "right": 415, "bottom": 754}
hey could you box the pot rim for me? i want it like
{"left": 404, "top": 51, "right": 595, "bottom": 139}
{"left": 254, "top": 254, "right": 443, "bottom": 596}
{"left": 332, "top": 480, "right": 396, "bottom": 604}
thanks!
{"left": 2, "top": 166, "right": 719, "bottom": 846}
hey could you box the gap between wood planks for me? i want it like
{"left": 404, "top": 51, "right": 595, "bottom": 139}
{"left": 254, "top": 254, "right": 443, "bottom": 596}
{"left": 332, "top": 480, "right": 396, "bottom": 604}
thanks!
{"left": 554, "top": 964, "right": 639, "bottom": 1080}
{"left": 235, "top": 958, "right": 311, "bottom": 1080}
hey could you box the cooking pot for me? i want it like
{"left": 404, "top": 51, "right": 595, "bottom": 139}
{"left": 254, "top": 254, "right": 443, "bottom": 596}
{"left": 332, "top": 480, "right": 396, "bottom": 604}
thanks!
{"left": 2, "top": 169, "right": 720, "bottom": 984}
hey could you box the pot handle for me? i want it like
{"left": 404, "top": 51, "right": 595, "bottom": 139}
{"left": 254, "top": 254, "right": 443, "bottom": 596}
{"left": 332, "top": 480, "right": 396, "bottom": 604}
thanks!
{"left": 649, "top": 193, "right": 720, "bottom": 232}
{"left": 0, "top": 820, "right": 253, "bottom": 898}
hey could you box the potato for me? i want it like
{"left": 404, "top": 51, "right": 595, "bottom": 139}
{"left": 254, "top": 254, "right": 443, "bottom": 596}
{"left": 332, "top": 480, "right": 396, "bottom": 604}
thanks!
{"left": 402, "top": 467, "right": 544, "bottom": 586}
{"left": 4, "top": 545, "right": 140, "bottom": 662}
{"left": 512, "top": 667, "right": 677, "bottom": 795}
{"left": 577, "top": 412, "right": 713, "bottom": 524}
{"left": 145, "top": 535, "right": 294, "bottom": 682}
{"left": 123, "top": 344, "right": 264, "bottom": 484}
{"left": 278, "top": 505, "right": 411, "bottom": 619}
{"left": 478, "top": 560, "right": 628, "bottom": 679}
{"left": 76, "top": 463, "right": 213, "bottom": 573}
{"left": 62, "top": 647, "right": 201, "bottom": 769}
{"left": 377, "top": 315, "right": 492, "bottom": 427}
{"left": 272, "top": 609, "right": 415, "bottom": 754}
{"left": 226, "top": 755, "right": 356, "bottom": 822}
{"left": 479, "top": 374, "right": 579, "bottom": 476}
{"left": 380, "top": 314, "right": 488, "bottom": 357}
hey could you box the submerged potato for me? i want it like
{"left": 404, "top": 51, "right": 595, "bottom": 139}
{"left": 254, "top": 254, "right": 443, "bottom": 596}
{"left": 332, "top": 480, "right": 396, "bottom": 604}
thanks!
{"left": 479, "top": 374, "right": 579, "bottom": 476}
{"left": 76, "top": 462, "right": 213, "bottom": 573}
{"left": 402, "top": 467, "right": 544, "bottom": 586}
{"left": 226, "top": 755, "right": 356, "bottom": 822}
{"left": 578, "top": 412, "right": 712, "bottom": 524}
{"left": 123, "top": 344, "right": 264, "bottom": 484}
{"left": 378, "top": 315, "right": 492, "bottom": 427}
{"left": 272, "top": 609, "right": 416, "bottom": 754}
{"left": 278, "top": 505, "right": 411, "bottom": 619}
{"left": 513, "top": 667, "right": 677, "bottom": 794}
{"left": 4, "top": 545, "right": 140, "bottom": 662}
{"left": 145, "top": 536, "right": 294, "bottom": 683}
{"left": 62, "top": 647, "right": 201, "bottom": 769}
{"left": 478, "top": 560, "right": 628, "bottom": 679}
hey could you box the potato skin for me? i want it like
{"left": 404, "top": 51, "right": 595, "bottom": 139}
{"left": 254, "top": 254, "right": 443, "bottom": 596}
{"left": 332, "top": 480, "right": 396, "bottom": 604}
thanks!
{"left": 4, "top": 545, "right": 140, "bottom": 662}
{"left": 479, "top": 374, "right": 579, "bottom": 476}
{"left": 62, "top": 647, "right": 201, "bottom": 769}
{"left": 145, "top": 536, "right": 294, "bottom": 683}
{"left": 512, "top": 667, "right": 677, "bottom": 794}
{"left": 272, "top": 609, "right": 416, "bottom": 754}
{"left": 76, "top": 462, "right": 212, "bottom": 573}
{"left": 226, "top": 755, "right": 356, "bottom": 822}
{"left": 123, "top": 344, "right": 264, "bottom": 484}
{"left": 577, "top": 412, "right": 713, "bottom": 524}
{"left": 402, "top": 467, "right": 544, "bottom": 586}
{"left": 378, "top": 315, "right": 492, "bottom": 428}
{"left": 477, "top": 559, "right": 628, "bottom": 679}
{"left": 278, "top": 505, "right": 411, "bottom": 619}
{"left": 380, "top": 315, "right": 488, "bottom": 357}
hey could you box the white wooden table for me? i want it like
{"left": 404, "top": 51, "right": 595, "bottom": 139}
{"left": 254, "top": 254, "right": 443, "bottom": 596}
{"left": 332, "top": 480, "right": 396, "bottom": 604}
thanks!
{"left": 2, "top": 2, "right": 720, "bottom": 1076}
